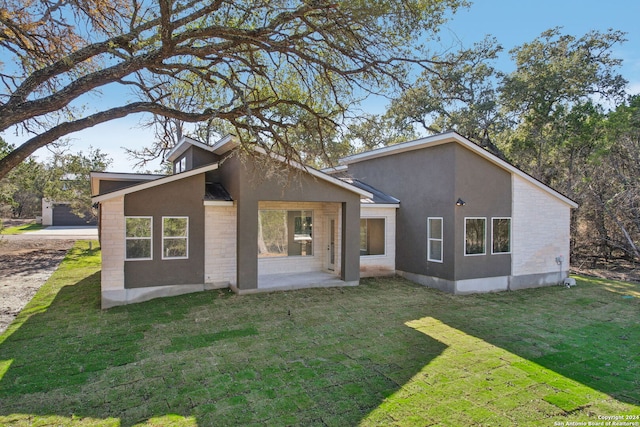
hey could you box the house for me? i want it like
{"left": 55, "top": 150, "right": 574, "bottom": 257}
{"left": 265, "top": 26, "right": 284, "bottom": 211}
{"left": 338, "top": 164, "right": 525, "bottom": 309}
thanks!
{"left": 91, "top": 136, "right": 398, "bottom": 308}
{"left": 328, "top": 131, "right": 578, "bottom": 294}
{"left": 91, "top": 131, "right": 576, "bottom": 308}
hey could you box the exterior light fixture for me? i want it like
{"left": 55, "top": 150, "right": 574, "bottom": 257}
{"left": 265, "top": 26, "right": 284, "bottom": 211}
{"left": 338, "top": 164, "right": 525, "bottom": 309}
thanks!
{"left": 456, "top": 198, "right": 466, "bottom": 206}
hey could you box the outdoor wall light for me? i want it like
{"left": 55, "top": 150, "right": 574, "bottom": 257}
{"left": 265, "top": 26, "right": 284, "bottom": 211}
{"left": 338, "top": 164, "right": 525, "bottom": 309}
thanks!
{"left": 456, "top": 198, "right": 466, "bottom": 206}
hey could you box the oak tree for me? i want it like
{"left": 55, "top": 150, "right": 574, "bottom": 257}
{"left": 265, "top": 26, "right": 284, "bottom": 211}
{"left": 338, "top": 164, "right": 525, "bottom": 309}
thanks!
{"left": 387, "top": 36, "right": 505, "bottom": 156}
{"left": 0, "top": 0, "right": 465, "bottom": 178}
{"left": 499, "top": 27, "right": 627, "bottom": 181}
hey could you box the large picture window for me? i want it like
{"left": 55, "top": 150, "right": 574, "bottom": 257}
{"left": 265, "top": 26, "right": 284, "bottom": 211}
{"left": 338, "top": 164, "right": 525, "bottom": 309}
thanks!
{"left": 360, "top": 218, "right": 385, "bottom": 256}
{"left": 258, "top": 210, "right": 313, "bottom": 257}
{"left": 125, "top": 216, "right": 152, "bottom": 260}
{"left": 163, "top": 217, "right": 189, "bottom": 259}
{"left": 427, "top": 217, "right": 443, "bottom": 262}
{"left": 465, "top": 217, "right": 486, "bottom": 256}
{"left": 492, "top": 218, "right": 511, "bottom": 254}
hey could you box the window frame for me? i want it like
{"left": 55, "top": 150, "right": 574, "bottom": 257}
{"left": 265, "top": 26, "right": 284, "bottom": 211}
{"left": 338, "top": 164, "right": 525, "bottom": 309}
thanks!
{"left": 427, "top": 217, "right": 443, "bottom": 263}
{"left": 360, "top": 217, "right": 386, "bottom": 257}
{"left": 464, "top": 217, "right": 486, "bottom": 256}
{"left": 125, "top": 216, "right": 153, "bottom": 261}
{"left": 491, "top": 217, "right": 512, "bottom": 255}
{"left": 162, "top": 216, "right": 189, "bottom": 260}
{"left": 258, "top": 209, "right": 314, "bottom": 258}
{"left": 175, "top": 157, "right": 186, "bottom": 173}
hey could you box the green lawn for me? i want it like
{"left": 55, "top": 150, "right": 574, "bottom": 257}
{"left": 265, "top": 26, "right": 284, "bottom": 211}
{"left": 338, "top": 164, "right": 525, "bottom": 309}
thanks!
{"left": 1, "top": 242, "right": 638, "bottom": 426}
{"left": 0, "top": 221, "right": 45, "bottom": 234}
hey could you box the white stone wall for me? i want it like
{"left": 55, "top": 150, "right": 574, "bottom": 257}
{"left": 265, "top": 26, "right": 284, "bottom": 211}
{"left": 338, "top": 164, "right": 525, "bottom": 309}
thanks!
{"left": 512, "top": 176, "right": 571, "bottom": 276}
{"left": 204, "top": 204, "right": 237, "bottom": 286}
{"left": 257, "top": 201, "right": 341, "bottom": 277}
{"left": 360, "top": 206, "right": 397, "bottom": 277}
{"left": 100, "top": 196, "right": 125, "bottom": 293}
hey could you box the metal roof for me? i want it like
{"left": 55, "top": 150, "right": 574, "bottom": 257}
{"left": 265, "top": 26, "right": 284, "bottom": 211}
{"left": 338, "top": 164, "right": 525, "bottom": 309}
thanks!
{"left": 204, "top": 183, "right": 233, "bottom": 202}
{"left": 340, "top": 178, "right": 400, "bottom": 205}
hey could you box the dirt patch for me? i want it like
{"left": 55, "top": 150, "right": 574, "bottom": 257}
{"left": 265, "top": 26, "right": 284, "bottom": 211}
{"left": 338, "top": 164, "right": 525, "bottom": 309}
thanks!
{"left": 0, "top": 237, "right": 74, "bottom": 334}
{"left": 572, "top": 256, "right": 640, "bottom": 284}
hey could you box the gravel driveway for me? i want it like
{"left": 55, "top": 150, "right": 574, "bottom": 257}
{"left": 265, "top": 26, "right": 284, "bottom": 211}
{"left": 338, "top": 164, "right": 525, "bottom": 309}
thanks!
{"left": 0, "top": 236, "right": 76, "bottom": 334}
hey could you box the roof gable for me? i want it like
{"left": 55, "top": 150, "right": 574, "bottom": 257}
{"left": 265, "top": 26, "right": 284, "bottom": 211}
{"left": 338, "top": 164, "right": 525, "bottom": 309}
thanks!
{"left": 251, "top": 147, "right": 373, "bottom": 199}
{"left": 166, "top": 134, "right": 240, "bottom": 163}
{"left": 340, "top": 131, "right": 578, "bottom": 209}
{"left": 166, "top": 135, "right": 372, "bottom": 199}
{"left": 92, "top": 143, "right": 373, "bottom": 202}
{"left": 91, "top": 163, "right": 219, "bottom": 202}
{"left": 90, "top": 172, "right": 164, "bottom": 197}
{"left": 165, "top": 136, "right": 216, "bottom": 162}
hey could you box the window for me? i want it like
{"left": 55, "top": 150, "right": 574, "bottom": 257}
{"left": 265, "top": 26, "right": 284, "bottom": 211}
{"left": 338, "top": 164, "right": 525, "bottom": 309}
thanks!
{"left": 360, "top": 218, "right": 385, "bottom": 256}
{"left": 175, "top": 157, "right": 186, "bottom": 173}
{"left": 427, "top": 217, "right": 443, "bottom": 262}
{"left": 162, "top": 217, "right": 189, "bottom": 259}
{"left": 465, "top": 218, "right": 486, "bottom": 256}
{"left": 258, "top": 210, "right": 313, "bottom": 257}
{"left": 492, "top": 218, "right": 511, "bottom": 254}
{"left": 125, "top": 217, "right": 152, "bottom": 260}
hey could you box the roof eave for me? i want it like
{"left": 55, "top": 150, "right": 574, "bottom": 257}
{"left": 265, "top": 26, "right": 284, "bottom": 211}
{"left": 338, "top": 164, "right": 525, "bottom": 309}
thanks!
{"left": 253, "top": 147, "right": 373, "bottom": 199}
{"left": 89, "top": 171, "right": 164, "bottom": 197}
{"left": 321, "top": 165, "right": 348, "bottom": 175}
{"left": 340, "top": 131, "right": 578, "bottom": 209}
{"left": 92, "top": 163, "right": 219, "bottom": 203}
{"left": 340, "top": 131, "right": 459, "bottom": 165}
{"left": 166, "top": 136, "right": 215, "bottom": 162}
{"left": 211, "top": 134, "right": 239, "bottom": 154}
{"left": 361, "top": 203, "right": 400, "bottom": 209}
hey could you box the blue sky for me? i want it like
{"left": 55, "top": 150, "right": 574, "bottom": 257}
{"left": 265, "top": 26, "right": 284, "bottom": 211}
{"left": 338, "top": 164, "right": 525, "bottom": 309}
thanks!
{"left": 440, "top": 0, "right": 640, "bottom": 84}
{"left": 4, "top": 0, "right": 640, "bottom": 171}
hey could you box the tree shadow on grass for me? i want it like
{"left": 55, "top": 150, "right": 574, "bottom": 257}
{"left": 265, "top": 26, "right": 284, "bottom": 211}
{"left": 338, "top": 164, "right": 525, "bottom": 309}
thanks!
{"left": 0, "top": 274, "right": 449, "bottom": 426}
{"left": 0, "top": 273, "right": 141, "bottom": 397}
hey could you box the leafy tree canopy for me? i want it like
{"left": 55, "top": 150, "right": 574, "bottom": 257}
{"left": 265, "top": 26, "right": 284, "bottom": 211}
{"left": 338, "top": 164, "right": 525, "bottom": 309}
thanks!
{"left": 0, "top": 0, "right": 467, "bottom": 178}
{"left": 0, "top": 142, "right": 111, "bottom": 218}
{"left": 375, "top": 27, "right": 637, "bottom": 262}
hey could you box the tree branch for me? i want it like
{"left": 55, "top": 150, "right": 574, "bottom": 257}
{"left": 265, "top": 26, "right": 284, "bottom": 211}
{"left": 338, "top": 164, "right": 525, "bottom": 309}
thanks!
{"left": 0, "top": 102, "right": 241, "bottom": 179}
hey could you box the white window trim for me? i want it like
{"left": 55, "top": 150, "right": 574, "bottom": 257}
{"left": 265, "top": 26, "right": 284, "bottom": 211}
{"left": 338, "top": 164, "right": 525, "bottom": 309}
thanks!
{"left": 125, "top": 216, "right": 153, "bottom": 261}
{"left": 175, "top": 156, "right": 186, "bottom": 173}
{"left": 464, "top": 217, "right": 486, "bottom": 256}
{"left": 491, "top": 217, "right": 512, "bottom": 255}
{"left": 162, "top": 216, "right": 189, "bottom": 260}
{"left": 427, "top": 217, "right": 443, "bottom": 263}
{"left": 360, "top": 217, "right": 386, "bottom": 257}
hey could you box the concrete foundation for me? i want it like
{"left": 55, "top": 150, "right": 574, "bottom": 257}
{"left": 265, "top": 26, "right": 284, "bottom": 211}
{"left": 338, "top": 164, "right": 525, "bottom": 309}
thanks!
{"left": 398, "top": 270, "right": 569, "bottom": 295}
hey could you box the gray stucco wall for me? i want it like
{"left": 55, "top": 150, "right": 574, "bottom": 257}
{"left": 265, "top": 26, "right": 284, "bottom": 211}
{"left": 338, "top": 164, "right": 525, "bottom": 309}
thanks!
{"left": 99, "top": 179, "right": 149, "bottom": 194}
{"left": 219, "top": 154, "right": 362, "bottom": 291}
{"left": 123, "top": 174, "right": 205, "bottom": 288}
{"left": 175, "top": 146, "right": 219, "bottom": 172}
{"left": 453, "top": 144, "right": 512, "bottom": 280}
{"left": 347, "top": 141, "right": 512, "bottom": 282}
{"left": 348, "top": 143, "right": 456, "bottom": 280}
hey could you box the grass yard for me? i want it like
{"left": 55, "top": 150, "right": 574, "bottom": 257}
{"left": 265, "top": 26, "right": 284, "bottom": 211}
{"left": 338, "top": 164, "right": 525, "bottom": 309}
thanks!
{"left": 1, "top": 242, "right": 639, "bottom": 426}
{"left": 0, "top": 221, "right": 45, "bottom": 234}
